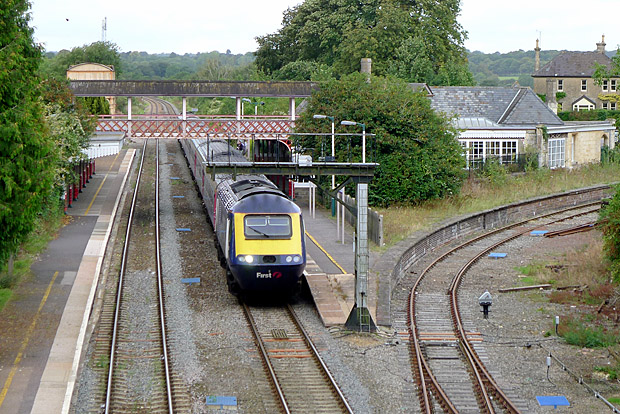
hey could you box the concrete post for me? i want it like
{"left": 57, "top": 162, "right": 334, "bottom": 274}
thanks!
{"left": 289, "top": 97, "right": 296, "bottom": 120}
{"left": 345, "top": 182, "right": 376, "bottom": 331}
{"left": 127, "top": 97, "right": 132, "bottom": 137}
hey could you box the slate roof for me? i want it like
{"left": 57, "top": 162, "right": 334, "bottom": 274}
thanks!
{"left": 532, "top": 51, "right": 613, "bottom": 77}
{"left": 430, "top": 86, "right": 564, "bottom": 127}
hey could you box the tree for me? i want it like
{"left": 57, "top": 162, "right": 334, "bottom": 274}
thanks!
{"left": 598, "top": 185, "right": 620, "bottom": 283}
{"left": 255, "top": 0, "right": 472, "bottom": 84}
{"left": 295, "top": 73, "right": 466, "bottom": 206}
{"left": 0, "top": 0, "right": 57, "bottom": 268}
{"left": 40, "top": 41, "right": 122, "bottom": 79}
{"left": 41, "top": 79, "right": 94, "bottom": 192}
{"left": 593, "top": 47, "right": 620, "bottom": 107}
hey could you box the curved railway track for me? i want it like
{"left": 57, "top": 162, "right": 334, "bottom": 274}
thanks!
{"left": 243, "top": 303, "right": 353, "bottom": 414}
{"left": 409, "top": 202, "right": 602, "bottom": 414}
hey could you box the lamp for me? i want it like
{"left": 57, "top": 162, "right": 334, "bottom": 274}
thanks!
{"left": 341, "top": 120, "right": 366, "bottom": 163}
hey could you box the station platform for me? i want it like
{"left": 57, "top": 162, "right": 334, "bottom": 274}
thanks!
{"left": 0, "top": 150, "right": 134, "bottom": 414}
{"left": 298, "top": 199, "right": 379, "bottom": 328}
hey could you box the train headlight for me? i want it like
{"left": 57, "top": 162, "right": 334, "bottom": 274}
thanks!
{"left": 238, "top": 256, "right": 246, "bottom": 263}
{"left": 245, "top": 255, "right": 254, "bottom": 263}
{"left": 293, "top": 255, "right": 301, "bottom": 263}
{"left": 285, "top": 256, "right": 293, "bottom": 263}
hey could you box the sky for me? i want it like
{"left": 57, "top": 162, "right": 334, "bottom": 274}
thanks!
{"left": 29, "top": 0, "right": 620, "bottom": 55}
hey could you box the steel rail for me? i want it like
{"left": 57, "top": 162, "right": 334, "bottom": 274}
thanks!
{"left": 286, "top": 304, "right": 354, "bottom": 414}
{"left": 448, "top": 206, "right": 602, "bottom": 413}
{"left": 104, "top": 139, "right": 148, "bottom": 414}
{"left": 408, "top": 201, "right": 602, "bottom": 413}
{"left": 242, "top": 303, "right": 291, "bottom": 414}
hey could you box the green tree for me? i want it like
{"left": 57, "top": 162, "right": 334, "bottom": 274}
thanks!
{"left": 40, "top": 41, "right": 122, "bottom": 79}
{"left": 0, "top": 0, "right": 57, "bottom": 267}
{"left": 295, "top": 73, "right": 466, "bottom": 205}
{"left": 256, "top": 0, "right": 471, "bottom": 84}
{"left": 39, "top": 78, "right": 94, "bottom": 202}
{"left": 598, "top": 185, "right": 620, "bottom": 283}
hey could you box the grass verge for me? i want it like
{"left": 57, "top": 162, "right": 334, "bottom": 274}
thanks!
{"left": 377, "top": 163, "right": 620, "bottom": 247}
{"left": 0, "top": 207, "right": 66, "bottom": 312}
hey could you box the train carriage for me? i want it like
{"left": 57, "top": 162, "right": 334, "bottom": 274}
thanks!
{"left": 181, "top": 138, "right": 306, "bottom": 296}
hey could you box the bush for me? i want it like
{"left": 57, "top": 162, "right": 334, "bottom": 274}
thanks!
{"left": 598, "top": 184, "right": 620, "bottom": 283}
{"left": 558, "top": 316, "right": 620, "bottom": 348}
{"left": 295, "top": 73, "right": 466, "bottom": 206}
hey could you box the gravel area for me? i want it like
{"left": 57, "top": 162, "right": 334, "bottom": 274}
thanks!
{"left": 72, "top": 141, "right": 619, "bottom": 413}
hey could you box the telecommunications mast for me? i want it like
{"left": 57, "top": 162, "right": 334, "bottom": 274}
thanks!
{"left": 102, "top": 17, "right": 107, "bottom": 42}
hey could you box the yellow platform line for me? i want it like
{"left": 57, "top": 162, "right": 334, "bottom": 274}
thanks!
{"left": 0, "top": 271, "right": 60, "bottom": 408}
{"left": 305, "top": 231, "right": 346, "bottom": 274}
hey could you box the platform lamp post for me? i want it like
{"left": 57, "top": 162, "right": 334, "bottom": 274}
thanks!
{"left": 251, "top": 101, "right": 265, "bottom": 118}
{"left": 341, "top": 120, "right": 366, "bottom": 163}
{"left": 241, "top": 98, "right": 251, "bottom": 119}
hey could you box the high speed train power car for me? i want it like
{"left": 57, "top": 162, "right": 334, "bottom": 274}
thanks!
{"left": 181, "top": 138, "right": 306, "bottom": 297}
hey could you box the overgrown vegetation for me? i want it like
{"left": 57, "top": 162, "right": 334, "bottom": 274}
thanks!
{"left": 557, "top": 315, "right": 620, "bottom": 348}
{"left": 295, "top": 73, "right": 467, "bottom": 206}
{"left": 598, "top": 184, "right": 620, "bottom": 283}
{"left": 379, "top": 163, "right": 620, "bottom": 246}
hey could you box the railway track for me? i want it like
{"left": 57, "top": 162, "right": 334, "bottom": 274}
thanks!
{"left": 408, "top": 202, "right": 602, "bottom": 414}
{"left": 243, "top": 303, "right": 353, "bottom": 414}
{"left": 87, "top": 99, "right": 192, "bottom": 412}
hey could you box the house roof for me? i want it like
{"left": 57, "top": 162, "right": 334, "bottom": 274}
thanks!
{"left": 532, "top": 51, "right": 613, "bottom": 77}
{"left": 429, "top": 86, "right": 564, "bottom": 127}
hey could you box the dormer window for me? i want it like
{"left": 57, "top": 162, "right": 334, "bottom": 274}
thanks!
{"left": 581, "top": 79, "right": 587, "bottom": 91}
{"left": 557, "top": 79, "right": 563, "bottom": 91}
{"left": 603, "top": 80, "right": 609, "bottom": 91}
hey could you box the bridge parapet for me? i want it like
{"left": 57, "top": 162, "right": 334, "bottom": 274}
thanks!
{"left": 97, "top": 115, "right": 295, "bottom": 138}
{"left": 71, "top": 80, "right": 318, "bottom": 97}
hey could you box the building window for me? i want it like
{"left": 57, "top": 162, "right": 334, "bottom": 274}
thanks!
{"left": 603, "top": 80, "right": 609, "bottom": 91}
{"left": 557, "top": 79, "right": 563, "bottom": 91}
{"left": 612, "top": 80, "right": 617, "bottom": 92}
{"left": 581, "top": 79, "right": 587, "bottom": 91}
{"left": 612, "top": 103, "right": 617, "bottom": 111}
{"left": 603, "top": 102, "right": 609, "bottom": 110}
{"left": 574, "top": 103, "right": 595, "bottom": 111}
{"left": 461, "top": 140, "right": 519, "bottom": 169}
{"left": 548, "top": 138, "right": 565, "bottom": 168}
{"left": 558, "top": 103, "right": 563, "bottom": 112}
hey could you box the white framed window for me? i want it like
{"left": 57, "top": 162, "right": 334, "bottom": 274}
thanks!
{"left": 612, "top": 103, "right": 617, "bottom": 111}
{"left": 502, "top": 141, "right": 517, "bottom": 163}
{"left": 581, "top": 79, "right": 587, "bottom": 91}
{"left": 603, "top": 102, "right": 609, "bottom": 110}
{"left": 460, "top": 140, "right": 519, "bottom": 168}
{"left": 603, "top": 80, "right": 609, "bottom": 91}
{"left": 612, "top": 80, "right": 617, "bottom": 92}
{"left": 548, "top": 138, "right": 565, "bottom": 168}
{"left": 574, "top": 103, "right": 595, "bottom": 111}
{"left": 557, "top": 79, "right": 563, "bottom": 91}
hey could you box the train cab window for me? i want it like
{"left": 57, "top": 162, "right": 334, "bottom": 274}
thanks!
{"left": 244, "top": 215, "right": 292, "bottom": 239}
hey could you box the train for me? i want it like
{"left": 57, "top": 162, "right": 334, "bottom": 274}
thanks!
{"left": 180, "top": 138, "right": 306, "bottom": 297}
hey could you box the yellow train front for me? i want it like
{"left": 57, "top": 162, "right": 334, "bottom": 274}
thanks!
{"left": 180, "top": 138, "right": 306, "bottom": 297}
{"left": 225, "top": 190, "right": 306, "bottom": 296}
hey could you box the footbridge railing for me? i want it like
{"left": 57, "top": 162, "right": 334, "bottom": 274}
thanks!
{"left": 97, "top": 115, "right": 295, "bottom": 138}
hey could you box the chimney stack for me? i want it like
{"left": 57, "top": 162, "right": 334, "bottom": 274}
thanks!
{"left": 361, "top": 58, "right": 372, "bottom": 75}
{"left": 535, "top": 39, "right": 541, "bottom": 71}
{"left": 596, "top": 35, "right": 606, "bottom": 54}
